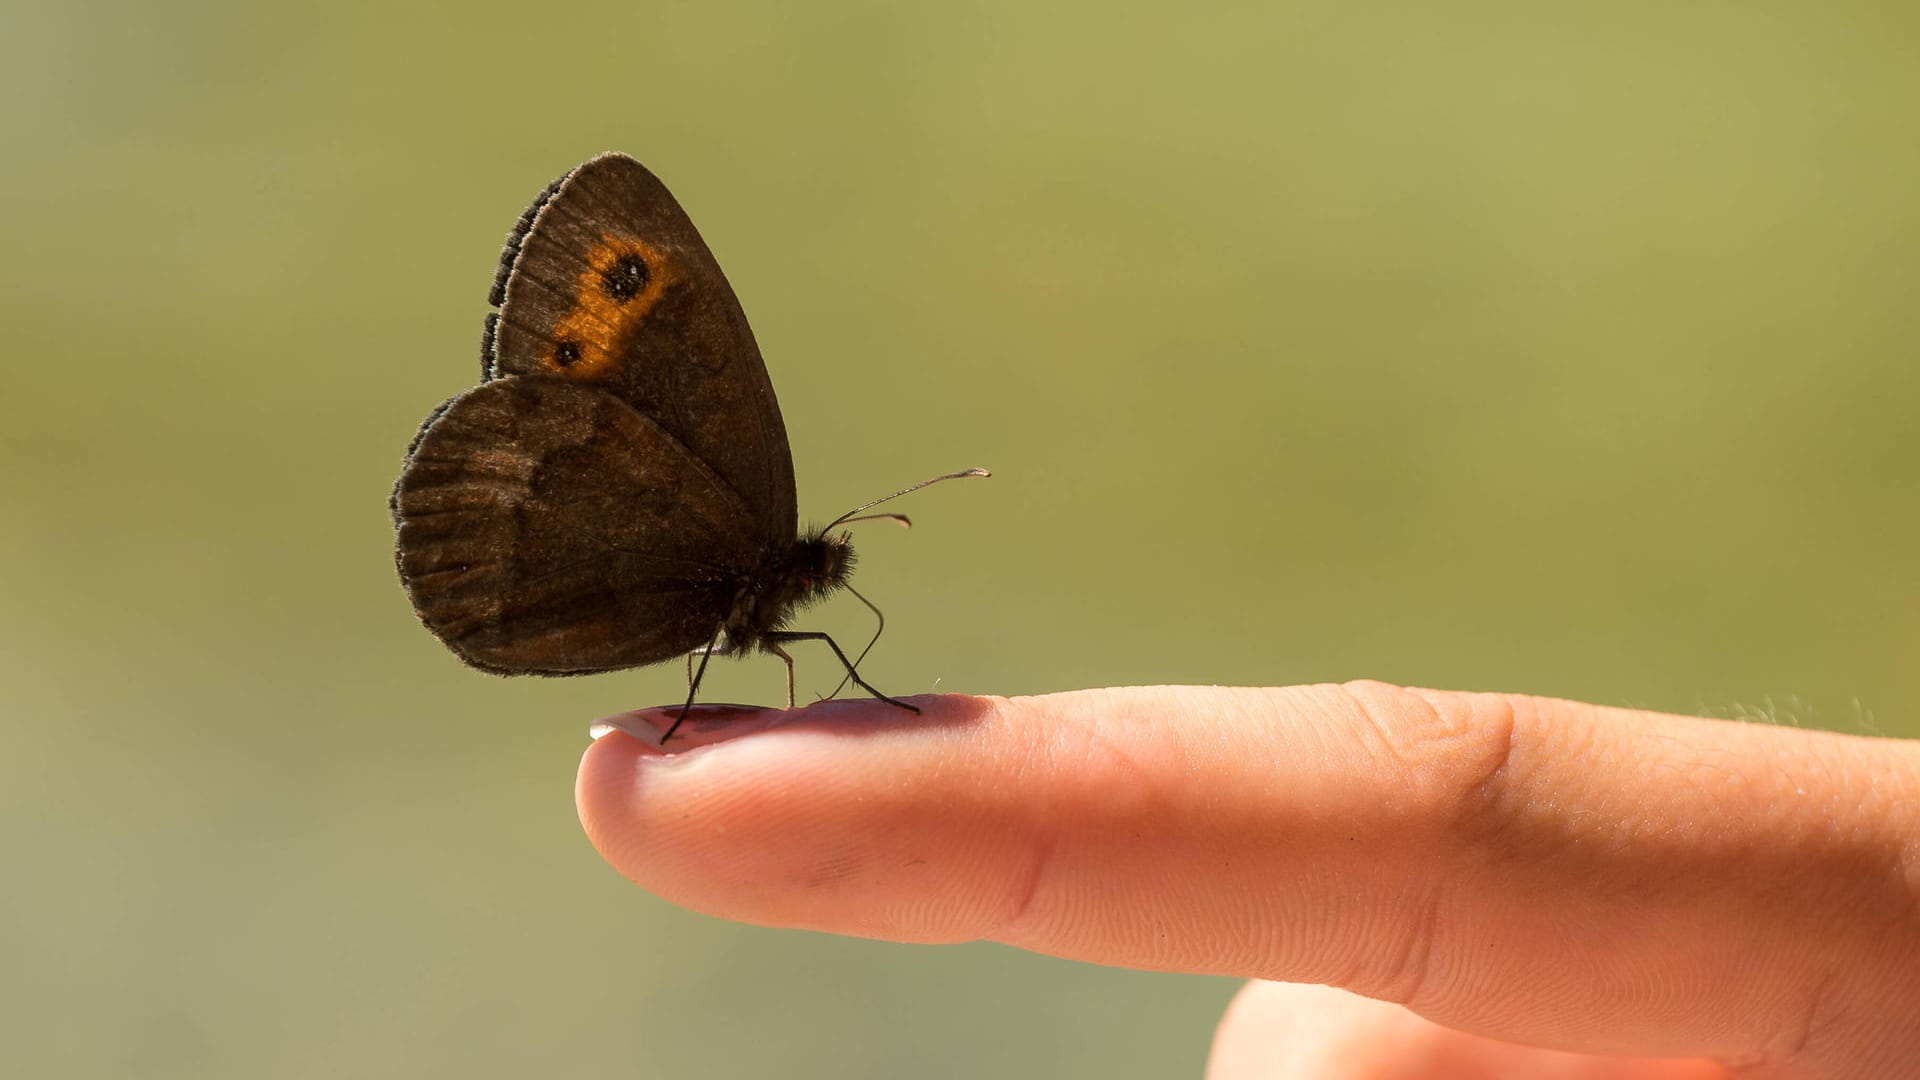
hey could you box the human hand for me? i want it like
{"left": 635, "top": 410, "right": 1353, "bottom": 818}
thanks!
{"left": 577, "top": 683, "right": 1920, "bottom": 1077}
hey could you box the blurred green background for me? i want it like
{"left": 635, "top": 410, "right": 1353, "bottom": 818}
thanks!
{"left": 4, "top": 1, "right": 1917, "bottom": 1076}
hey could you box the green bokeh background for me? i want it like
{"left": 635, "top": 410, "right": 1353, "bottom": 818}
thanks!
{"left": 4, "top": 2, "right": 1917, "bottom": 1076}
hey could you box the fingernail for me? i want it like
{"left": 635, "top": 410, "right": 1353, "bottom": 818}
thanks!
{"left": 588, "top": 702, "right": 786, "bottom": 750}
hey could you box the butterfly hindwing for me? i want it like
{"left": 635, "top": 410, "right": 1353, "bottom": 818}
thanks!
{"left": 487, "top": 153, "right": 797, "bottom": 549}
{"left": 392, "top": 377, "right": 759, "bottom": 674}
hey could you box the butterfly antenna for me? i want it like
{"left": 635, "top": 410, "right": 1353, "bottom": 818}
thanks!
{"left": 827, "top": 584, "right": 887, "bottom": 700}
{"left": 824, "top": 468, "right": 990, "bottom": 533}
{"left": 836, "top": 512, "right": 912, "bottom": 529}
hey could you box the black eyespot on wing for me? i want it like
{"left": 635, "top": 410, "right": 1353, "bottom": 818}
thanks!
{"left": 489, "top": 171, "right": 572, "bottom": 307}
{"left": 553, "top": 340, "right": 581, "bottom": 367}
{"left": 600, "top": 254, "right": 650, "bottom": 301}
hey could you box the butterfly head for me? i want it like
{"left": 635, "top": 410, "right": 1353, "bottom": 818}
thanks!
{"left": 790, "top": 530, "right": 856, "bottom": 604}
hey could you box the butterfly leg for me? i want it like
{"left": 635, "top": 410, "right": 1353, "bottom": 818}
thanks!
{"left": 826, "top": 584, "right": 886, "bottom": 702}
{"left": 764, "top": 631, "right": 920, "bottom": 714}
{"left": 684, "top": 632, "right": 738, "bottom": 691}
{"left": 764, "top": 642, "right": 797, "bottom": 709}
{"left": 665, "top": 626, "right": 727, "bottom": 743}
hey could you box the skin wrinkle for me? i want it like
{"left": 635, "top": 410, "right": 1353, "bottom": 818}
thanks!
{"left": 986, "top": 725, "right": 1068, "bottom": 942}
{"left": 1463, "top": 701, "right": 1767, "bottom": 1046}
{"left": 991, "top": 691, "right": 1177, "bottom": 945}
{"left": 1332, "top": 684, "right": 1519, "bottom": 1009}
{"left": 1786, "top": 772, "right": 1920, "bottom": 1077}
{"left": 1776, "top": 964, "right": 1839, "bottom": 1071}
{"left": 983, "top": 695, "right": 1063, "bottom": 942}
{"left": 1444, "top": 690, "right": 1535, "bottom": 838}
{"left": 997, "top": 829, "right": 1059, "bottom": 943}
{"left": 1770, "top": 891, "right": 1905, "bottom": 1070}
{"left": 1344, "top": 693, "right": 1683, "bottom": 1046}
{"left": 1438, "top": 698, "right": 1920, "bottom": 1072}
{"left": 1339, "top": 679, "right": 1436, "bottom": 775}
{"left": 1371, "top": 871, "right": 1447, "bottom": 1011}
{"left": 1444, "top": 693, "right": 1602, "bottom": 871}
{"left": 1368, "top": 684, "right": 1527, "bottom": 835}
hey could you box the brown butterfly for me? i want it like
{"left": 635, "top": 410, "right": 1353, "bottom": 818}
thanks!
{"left": 391, "top": 153, "right": 985, "bottom": 739}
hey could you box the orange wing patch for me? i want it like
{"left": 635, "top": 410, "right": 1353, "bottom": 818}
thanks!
{"left": 544, "top": 234, "right": 675, "bottom": 379}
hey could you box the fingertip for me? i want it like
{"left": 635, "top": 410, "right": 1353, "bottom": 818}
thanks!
{"left": 576, "top": 724, "right": 651, "bottom": 870}
{"left": 573, "top": 693, "right": 1014, "bottom": 932}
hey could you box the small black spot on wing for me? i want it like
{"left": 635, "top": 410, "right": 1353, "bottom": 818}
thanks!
{"left": 552, "top": 340, "right": 582, "bottom": 368}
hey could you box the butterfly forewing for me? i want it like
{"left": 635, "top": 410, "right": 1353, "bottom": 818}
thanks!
{"left": 394, "top": 378, "right": 758, "bottom": 674}
{"left": 488, "top": 153, "right": 797, "bottom": 549}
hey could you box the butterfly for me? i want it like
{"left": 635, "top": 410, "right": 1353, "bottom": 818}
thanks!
{"left": 391, "top": 153, "right": 985, "bottom": 740}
